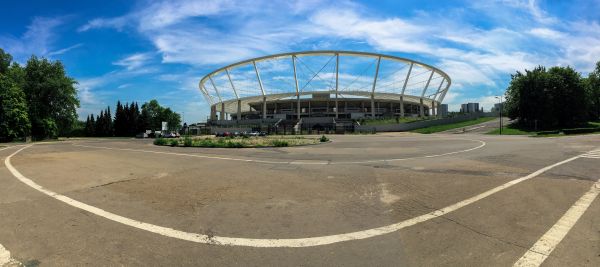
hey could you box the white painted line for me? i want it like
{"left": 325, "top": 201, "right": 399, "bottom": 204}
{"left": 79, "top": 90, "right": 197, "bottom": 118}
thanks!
{"left": 72, "top": 138, "right": 486, "bottom": 165}
{"left": 0, "top": 243, "right": 19, "bottom": 266}
{"left": 513, "top": 179, "right": 600, "bottom": 267}
{"left": 4, "top": 145, "right": 583, "bottom": 248}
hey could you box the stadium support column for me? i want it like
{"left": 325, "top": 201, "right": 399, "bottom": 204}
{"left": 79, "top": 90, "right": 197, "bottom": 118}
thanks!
{"left": 400, "top": 97, "right": 404, "bottom": 118}
{"left": 292, "top": 55, "right": 301, "bottom": 120}
{"left": 335, "top": 53, "right": 339, "bottom": 119}
{"left": 431, "top": 100, "right": 436, "bottom": 117}
{"left": 371, "top": 97, "right": 375, "bottom": 118}
{"left": 253, "top": 60, "right": 267, "bottom": 119}
{"left": 419, "top": 98, "right": 424, "bottom": 118}
{"left": 400, "top": 62, "right": 413, "bottom": 118}
{"left": 262, "top": 97, "right": 267, "bottom": 119}
{"left": 370, "top": 56, "right": 381, "bottom": 118}
{"left": 220, "top": 102, "right": 225, "bottom": 121}
{"left": 237, "top": 100, "right": 242, "bottom": 121}
{"left": 210, "top": 105, "right": 217, "bottom": 121}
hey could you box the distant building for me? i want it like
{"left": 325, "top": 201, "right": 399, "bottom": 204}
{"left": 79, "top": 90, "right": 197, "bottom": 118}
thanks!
{"left": 439, "top": 104, "right": 448, "bottom": 117}
{"left": 491, "top": 102, "right": 504, "bottom": 113}
{"left": 460, "top": 102, "right": 480, "bottom": 113}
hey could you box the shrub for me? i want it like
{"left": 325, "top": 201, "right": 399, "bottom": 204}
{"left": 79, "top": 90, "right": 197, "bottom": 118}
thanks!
{"left": 272, "top": 140, "right": 289, "bottom": 147}
{"left": 562, "top": 127, "right": 600, "bottom": 135}
{"left": 154, "top": 138, "right": 167, "bottom": 145}
{"left": 537, "top": 130, "right": 560, "bottom": 135}
{"left": 169, "top": 139, "right": 179, "bottom": 147}
{"left": 320, "top": 135, "right": 329, "bottom": 142}
{"left": 183, "top": 136, "right": 193, "bottom": 147}
{"left": 225, "top": 141, "right": 244, "bottom": 148}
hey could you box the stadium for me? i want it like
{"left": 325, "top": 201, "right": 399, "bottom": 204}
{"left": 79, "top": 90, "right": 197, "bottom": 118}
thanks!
{"left": 198, "top": 51, "right": 451, "bottom": 132}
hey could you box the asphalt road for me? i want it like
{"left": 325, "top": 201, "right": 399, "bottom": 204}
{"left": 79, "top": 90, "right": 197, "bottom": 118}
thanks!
{"left": 0, "top": 132, "right": 598, "bottom": 266}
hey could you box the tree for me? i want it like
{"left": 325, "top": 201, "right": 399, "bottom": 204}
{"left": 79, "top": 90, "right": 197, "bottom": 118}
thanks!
{"left": 105, "top": 106, "right": 113, "bottom": 136}
{"left": 0, "top": 48, "right": 12, "bottom": 74}
{"left": 23, "top": 56, "right": 79, "bottom": 139}
{"left": 505, "top": 65, "right": 588, "bottom": 129}
{"left": 586, "top": 61, "right": 600, "bottom": 121}
{"left": 114, "top": 101, "right": 125, "bottom": 136}
{"left": 139, "top": 99, "right": 181, "bottom": 131}
{"left": 0, "top": 75, "right": 31, "bottom": 141}
{"left": 88, "top": 114, "right": 96, "bottom": 137}
{"left": 128, "top": 102, "right": 140, "bottom": 135}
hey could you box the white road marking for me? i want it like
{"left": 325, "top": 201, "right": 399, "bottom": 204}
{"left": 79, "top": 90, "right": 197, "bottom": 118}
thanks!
{"left": 72, "top": 138, "right": 486, "bottom": 165}
{"left": 513, "top": 179, "right": 600, "bottom": 267}
{"left": 0, "top": 243, "right": 19, "bottom": 266}
{"left": 4, "top": 145, "right": 585, "bottom": 248}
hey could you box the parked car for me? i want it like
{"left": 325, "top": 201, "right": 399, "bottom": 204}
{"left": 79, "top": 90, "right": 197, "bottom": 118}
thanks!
{"left": 135, "top": 132, "right": 148, "bottom": 138}
{"left": 259, "top": 131, "right": 268, "bottom": 136}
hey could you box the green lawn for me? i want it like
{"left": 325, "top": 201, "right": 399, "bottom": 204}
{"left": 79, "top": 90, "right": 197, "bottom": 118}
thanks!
{"left": 486, "top": 125, "right": 537, "bottom": 135}
{"left": 360, "top": 117, "right": 427, "bottom": 125}
{"left": 411, "top": 117, "right": 495, "bottom": 134}
{"left": 487, "top": 121, "right": 600, "bottom": 136}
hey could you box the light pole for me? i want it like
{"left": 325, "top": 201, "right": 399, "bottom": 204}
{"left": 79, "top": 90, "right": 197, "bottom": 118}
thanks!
{"left": 495, "top": 96, "right": 503, "bottom": 135}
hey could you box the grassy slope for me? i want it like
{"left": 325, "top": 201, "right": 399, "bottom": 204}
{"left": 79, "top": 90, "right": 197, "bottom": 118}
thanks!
{"left": 486, "top": 121, "right": 600, "bottom": 136}
{"left": 486, "top": 126, "right": 536, "bottom": 135}
{"left": 360, "top": 117, "right": 426, "bottom": 125}
{"left": 411, "top": 117, "right": 495, "bottom": 134}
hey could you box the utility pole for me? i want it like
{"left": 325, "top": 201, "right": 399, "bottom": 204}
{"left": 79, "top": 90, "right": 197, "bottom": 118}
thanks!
{"left": 495, "top": 96, "right": 503, "bottom": 135}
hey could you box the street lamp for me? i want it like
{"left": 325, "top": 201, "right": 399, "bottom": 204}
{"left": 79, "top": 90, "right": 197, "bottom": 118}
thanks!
{"left": 495, "top": 96, "right": 503, "bottom": 135}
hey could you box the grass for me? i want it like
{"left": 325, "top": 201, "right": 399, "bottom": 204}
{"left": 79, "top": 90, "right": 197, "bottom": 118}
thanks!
{"left": 360, "top": 117, "right": 427, "bottom": 125}
{"left": 486, "top": 125, "right": 537, "bottom": 135}
{"left": 486, "top": 121, "right": 600, "bottom": 137}
{"left": 411, "top": 117, "right": 496, "bottom": 134}
{"left": 154, "top": 135, "right": 323, "bottom": 148}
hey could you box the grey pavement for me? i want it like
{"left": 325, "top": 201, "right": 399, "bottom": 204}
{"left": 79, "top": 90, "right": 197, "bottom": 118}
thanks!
{"left": 0, "top": 133, "right": 598, "bottom": 266}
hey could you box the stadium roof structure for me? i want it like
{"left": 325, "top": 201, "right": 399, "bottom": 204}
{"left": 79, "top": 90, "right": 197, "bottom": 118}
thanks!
{"left": 198, "top": 51, "right": 451, "bottom": 118}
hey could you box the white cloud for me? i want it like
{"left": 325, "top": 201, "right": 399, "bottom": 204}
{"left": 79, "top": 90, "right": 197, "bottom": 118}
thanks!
{"left": 47, "top": 43, "right": 83, "bottom": 56}
{"left": 528, "top": 27, "right": 563, "bottom": 39}
{"left": 113, "top": 53, "right": 153, "bottom": 70}
{"left": 78, "top": 16, "right": 130, "bottom": 32}
{"left": 77, "top": 0, "right": 600, "bottom": 120}
{"left": 0, "top": 17, "right": 65, "bottom": 61}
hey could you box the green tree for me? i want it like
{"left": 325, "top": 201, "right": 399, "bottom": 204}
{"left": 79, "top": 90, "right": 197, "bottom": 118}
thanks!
{"left": 114, "top": 101, "right": 125, "bottom": 136}
{"left": 23, "top": 56, "right": 79, "bottom": 139}
{"left": 88, "top": 114, "right": 96, "bottom": 136}
{"left": 139, "top": 99, "right": 181, "bottom": 131}
{"left": 0, "top": 49, "right": 13, "bottom": 74}
{"left": 586, "top": 62, "right": 600, "bottom": 121}
{"left": 505, "top": 65, "right": 588, "bottom": 129}
{"left": 0, "top": 75, "right": 31, "bottom": 141}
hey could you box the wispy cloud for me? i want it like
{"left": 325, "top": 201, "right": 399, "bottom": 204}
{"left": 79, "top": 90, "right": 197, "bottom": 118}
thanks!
{"left": 47, "top": 43, "right": 83, "bottom": 56}
{"left": 0, "top": 16, "right": 66, "bottom": 61}
{"left": 113, "top": 53, "right": 154, "bottom": 70}
{"left": 76, "top": 0, "right": 600, "bottom": 115}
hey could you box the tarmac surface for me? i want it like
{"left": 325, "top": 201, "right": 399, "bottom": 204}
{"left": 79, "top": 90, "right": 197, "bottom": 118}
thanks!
{"left": 0, "top": 130, "right": 599, "bottom": 266}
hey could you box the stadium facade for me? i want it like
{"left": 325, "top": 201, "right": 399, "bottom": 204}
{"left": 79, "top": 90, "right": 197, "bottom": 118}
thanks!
{"left": 199, "top": 51, "right": 451, "bottom": 131}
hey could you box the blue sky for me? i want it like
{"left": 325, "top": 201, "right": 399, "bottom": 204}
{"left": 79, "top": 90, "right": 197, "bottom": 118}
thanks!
{"left": 1, "top": 0, "right": 599, "bottom": 123}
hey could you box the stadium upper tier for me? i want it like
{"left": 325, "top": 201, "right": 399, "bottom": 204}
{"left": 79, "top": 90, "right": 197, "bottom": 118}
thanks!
{"left": 198, "top": 51, "right": 451, "bottom": 120}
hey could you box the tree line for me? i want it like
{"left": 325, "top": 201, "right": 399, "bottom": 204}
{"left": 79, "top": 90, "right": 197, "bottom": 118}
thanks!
{"left": 505, "top": 61, "right": 600, "bottom": 129}
{"left": 82, "top": 99, "right": 182, "bottom": 137}
{"left": 0, "top": 48, "right": 78, "bottom": 141}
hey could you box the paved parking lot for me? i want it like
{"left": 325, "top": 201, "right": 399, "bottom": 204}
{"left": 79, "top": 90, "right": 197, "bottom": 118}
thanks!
{"left": 1, "top": 133, "right": 598, "bottom": 266}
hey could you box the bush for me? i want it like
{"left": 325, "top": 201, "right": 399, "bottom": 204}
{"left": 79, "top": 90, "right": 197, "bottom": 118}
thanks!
{"left": 272, "top": 140, "right": 289, "bottom": 147}
{"left": 154, "top": 138, "right": 167, "bottom": 145}
{"left": 169, "top": 139, "right": 179, "bottom": 146}
{"left": 562, "top": 127, "right": 600, "bottom": 135}
{"left": 320, "top": 135, "right": 329, "bottom": 142}
{"left": 225, "top": 141, "right": 244, "bottom": 148}
{"left": 183, "top": 136, "right": 193, "bottom": 147}
{"left": 537, "top": 130, "right": 560, "bottom": 135}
